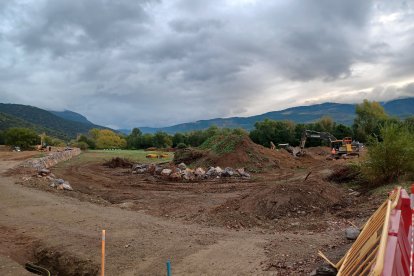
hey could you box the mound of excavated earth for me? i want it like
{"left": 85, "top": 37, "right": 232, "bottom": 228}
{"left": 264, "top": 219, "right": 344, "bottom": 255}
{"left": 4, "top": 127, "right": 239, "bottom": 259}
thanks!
{"left": 209, "top": 179, "right": 346, "bottom": 228}
{"left": 175, "top": 134, "right": 300, "bottom": 172}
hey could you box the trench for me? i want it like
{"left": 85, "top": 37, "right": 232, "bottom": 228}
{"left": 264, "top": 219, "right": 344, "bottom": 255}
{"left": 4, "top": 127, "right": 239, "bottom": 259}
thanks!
{"left": 28, "top": 246, "right": 99, "bottom": 276}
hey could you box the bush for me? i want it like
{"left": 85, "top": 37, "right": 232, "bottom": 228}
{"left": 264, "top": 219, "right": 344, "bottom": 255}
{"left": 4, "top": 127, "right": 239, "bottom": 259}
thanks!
{"left": 4, "top": 127, "right": 40, "bottom": 149}
{"left": 176, "top": 142, "right": 187, "bottom": 149}
{"left": 327, "top": 163, "right": 364, "bottom": 184}
{"left": 75, "top": 141, "right": 89, "bottom": 150}
{"left": 364, "top": 123, "right": 414, "bottom": 186}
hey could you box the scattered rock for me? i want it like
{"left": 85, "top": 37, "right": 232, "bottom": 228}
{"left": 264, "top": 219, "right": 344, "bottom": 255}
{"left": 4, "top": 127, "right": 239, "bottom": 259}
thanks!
{"left": 39, "top": 169, "right": 51, "bottom": 176}
{"left": 222, "top": 167, "right": 235, "bottom": 177}
{"left": 119, "top": 202, "right": 134, "bottom": 209}
{"left": 182, "top": 170, "right": 195, "bottom": 181}
{"left": 310, "top": 264, "right": 337, "bottom": 276}
{"left": 345, "top": 226, "right": 360, "bottom": 240}
{"left": 54, "top": 178, "right": 65, "bottom": 185}
{"left": 161, "top": 169, "right": 172, "bottom": 176}
{"left": 236, "top": 168, "right": 251, "bottom": 178}
{"left": 194, "top": 167, "right": 206, "bottom": 178}
{"left": 169, "top": 172, "right": 182, "bottom": 181}
{"left": 205, "top": 167, "right": 217, "bottom": 177}
{"left": 129, "top": 163, "right": 251, "bottom": 182}
{"left": 132, "top": 164, "right": 148, "bottom": 174}
{"left": 178, "top": 163, "right": 187, "bottom": 170}
{"left": 62, "top": 181, "right": 73, "bottom": 191}
{"left": 155, "top": 166, "right": 164, "bottom": 175}
{"left": 147, "top": 164, "right": 157, "bottom": 175}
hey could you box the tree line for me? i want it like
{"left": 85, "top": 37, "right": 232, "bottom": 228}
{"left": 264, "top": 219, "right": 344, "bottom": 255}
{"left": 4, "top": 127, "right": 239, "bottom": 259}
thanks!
{"left": 1, "top": 99, "right": 413, "bottom": 152}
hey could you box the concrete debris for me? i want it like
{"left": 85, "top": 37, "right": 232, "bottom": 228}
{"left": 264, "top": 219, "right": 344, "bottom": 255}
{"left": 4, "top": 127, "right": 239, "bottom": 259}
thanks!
{"left": 345, "top": 227, "right": 360, "bottom": 240}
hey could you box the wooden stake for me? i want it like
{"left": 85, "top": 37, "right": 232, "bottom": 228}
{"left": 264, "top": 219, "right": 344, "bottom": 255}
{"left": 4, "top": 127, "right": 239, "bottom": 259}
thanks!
{"left": 101, "top": 230, "right": 105, "bottom": 276}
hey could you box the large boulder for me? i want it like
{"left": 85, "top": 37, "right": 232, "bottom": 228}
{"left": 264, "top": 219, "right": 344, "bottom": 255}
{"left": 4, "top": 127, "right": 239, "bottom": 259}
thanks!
{"left": 161, "top": 169, "right": 172, "bottom": 176}
{"left": 169, "top": 172, "right": 182, "bottom": 181}
{"left": 178, "top": 163, "right": 187, "bottom": 170}
{"left": 194, "top": 167, "right": 206, "bottom": 178}
{"left": 215, "top": 166, "right": 223, "bottom": 175}
{"left": 39, "top": 169, "right": 51, "bottom": 176}
{"left": 155, "top": 166, "right": 164, "bottom": 175}
{"left": 147, "top": 164, "right": 157, "bottom": 175}
{"left": 222, "top": 167, "right": 235, "bottom": 177}
{"left": 236, "top": 168, "right": 251, "bottom": 178}
{"left": 182, "top": 169, "right": 195, "bottom": 181}
{"left": 132, "top": 164, "right": 148, "bottom": 174}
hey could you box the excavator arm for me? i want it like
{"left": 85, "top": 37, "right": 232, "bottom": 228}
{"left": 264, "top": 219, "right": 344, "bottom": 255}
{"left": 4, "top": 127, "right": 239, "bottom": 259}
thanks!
{"left": 298, "top": 130, "right": 337, "bottom": 154}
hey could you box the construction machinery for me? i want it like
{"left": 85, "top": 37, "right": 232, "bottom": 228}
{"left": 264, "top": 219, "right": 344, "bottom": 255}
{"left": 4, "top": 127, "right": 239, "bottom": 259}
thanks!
{"left": 294, "top": 130, "right": 361, "bottom": 158}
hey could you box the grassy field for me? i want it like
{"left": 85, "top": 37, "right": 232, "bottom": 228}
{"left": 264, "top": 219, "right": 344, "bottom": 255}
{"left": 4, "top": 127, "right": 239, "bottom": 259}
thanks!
{"left": 57, "top": 149, "right": 173, "bottom": 167}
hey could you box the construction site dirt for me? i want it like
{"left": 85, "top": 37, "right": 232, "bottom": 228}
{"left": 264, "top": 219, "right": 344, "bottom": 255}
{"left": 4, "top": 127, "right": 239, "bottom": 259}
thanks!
{"left": 0, "top": 149, "right": 385, "bottom": 275}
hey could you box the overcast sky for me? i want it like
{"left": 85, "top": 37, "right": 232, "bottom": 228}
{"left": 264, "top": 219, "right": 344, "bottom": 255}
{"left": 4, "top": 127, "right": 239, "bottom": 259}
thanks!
{"left": 0, "top": 0, "right": 413, "bottom": 129}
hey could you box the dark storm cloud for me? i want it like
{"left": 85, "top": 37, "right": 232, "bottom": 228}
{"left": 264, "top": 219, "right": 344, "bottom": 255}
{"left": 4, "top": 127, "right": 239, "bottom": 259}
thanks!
{"left": 0, "top": 0, "right": 413, "bottom": 128}
{"left": 13, "top": 0, "right": 154, "bottom": 56}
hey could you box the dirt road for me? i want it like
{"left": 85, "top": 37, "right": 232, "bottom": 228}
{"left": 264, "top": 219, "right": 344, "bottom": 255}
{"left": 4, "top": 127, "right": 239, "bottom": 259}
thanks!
{"left": 0, "top": 151, "right": 358, "bottom": 275}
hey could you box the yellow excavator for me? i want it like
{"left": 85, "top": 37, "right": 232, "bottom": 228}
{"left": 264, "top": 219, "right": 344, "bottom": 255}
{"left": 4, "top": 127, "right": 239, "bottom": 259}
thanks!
{"left": 285, "top": 130, "right": 361, "bottom": 158}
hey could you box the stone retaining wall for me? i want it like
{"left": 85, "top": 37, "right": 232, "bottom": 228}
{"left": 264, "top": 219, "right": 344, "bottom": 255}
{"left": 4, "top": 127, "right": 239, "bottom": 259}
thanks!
{"left": 21, "top": 148, "right": 81, "bottom": 171}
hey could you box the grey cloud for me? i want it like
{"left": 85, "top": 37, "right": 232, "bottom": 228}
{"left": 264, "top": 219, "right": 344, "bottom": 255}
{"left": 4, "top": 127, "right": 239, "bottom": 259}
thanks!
{"left": 11, "top": 0, "right": 154, "bottom": 56}
{"left": 0, "top": 0, "right": 413, "bottom": 129}
{"left": 169, "top": 18, "right": 222, "bottom": 33}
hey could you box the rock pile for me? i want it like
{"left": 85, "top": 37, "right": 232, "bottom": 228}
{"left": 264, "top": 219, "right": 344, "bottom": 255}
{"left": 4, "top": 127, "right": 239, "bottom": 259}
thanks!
{"left": 36, "top": 168, "right": 73, "bottom": 191}
{"left": 131, "top": 162, "right": 251, "bottom": 181}
{"left": 21, "top": 148, "right": 81, "bottom": 171}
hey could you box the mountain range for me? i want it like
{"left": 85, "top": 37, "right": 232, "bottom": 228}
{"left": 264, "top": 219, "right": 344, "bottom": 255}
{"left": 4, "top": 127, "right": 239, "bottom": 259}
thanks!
{"left": 130, "top": 97, "right": 414, "bottom": 134}
{"left": 0, "top": 103, "right": 107, "bottom": 140}
{"left": 0, "top": 97, "right": 413, "bottom": 139}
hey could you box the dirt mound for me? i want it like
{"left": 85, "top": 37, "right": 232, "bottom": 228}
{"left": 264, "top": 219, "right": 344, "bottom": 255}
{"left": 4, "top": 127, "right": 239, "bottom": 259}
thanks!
{"left": 173, "top": 148, "right": 207, "bottom": 165}
{"left": 327, "top": 164, "right": 364, "bottom": 184}
{"left": 210, "top": 179, "right": 346, "bottom": 228}
{"left": 175, "top": 134, "right": 299, "bottom": 171}
{"left": 103, "top": 157, "right": 133, "bottom": 168}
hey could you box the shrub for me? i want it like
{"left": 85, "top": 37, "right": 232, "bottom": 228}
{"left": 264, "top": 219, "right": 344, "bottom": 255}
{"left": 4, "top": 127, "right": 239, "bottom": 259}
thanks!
{"left": 176, "top": 142, "right": 187, "bottom": 149}
{"left": 75, "top": 141, "right": 89, "bottom": 150}
{"left": 4, "top": 127, "right": 40, "bottom": 149}
{"left": 363, "top": 123, "right": 414, "bottom": 186}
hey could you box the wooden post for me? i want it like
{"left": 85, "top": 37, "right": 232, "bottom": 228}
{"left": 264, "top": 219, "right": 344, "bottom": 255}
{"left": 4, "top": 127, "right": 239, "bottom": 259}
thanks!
{"left": 101, "top": 230, "right": 106, "bottom": 276}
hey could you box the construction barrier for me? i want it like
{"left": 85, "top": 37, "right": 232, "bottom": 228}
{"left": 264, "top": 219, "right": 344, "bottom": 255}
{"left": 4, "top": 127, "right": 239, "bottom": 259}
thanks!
{"left": 320, "top": 186, "right": 414, "bottom": 275}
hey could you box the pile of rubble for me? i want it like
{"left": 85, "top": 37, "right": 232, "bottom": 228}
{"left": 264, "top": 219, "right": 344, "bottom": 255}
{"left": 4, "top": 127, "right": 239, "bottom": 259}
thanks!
{"left": 36, "top": 168, "right": 73, "bottom": 191}
{"left": 131, "top": 162, "right": 251, "bottom": 181}
{"left": 21, "top": 148, "right": 81, "bottom": 171}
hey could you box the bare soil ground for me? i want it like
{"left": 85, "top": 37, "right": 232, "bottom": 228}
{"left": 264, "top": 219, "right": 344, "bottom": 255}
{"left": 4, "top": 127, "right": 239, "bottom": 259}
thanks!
{"left": 0, "top": 148, "right": 382, "bottom": 275}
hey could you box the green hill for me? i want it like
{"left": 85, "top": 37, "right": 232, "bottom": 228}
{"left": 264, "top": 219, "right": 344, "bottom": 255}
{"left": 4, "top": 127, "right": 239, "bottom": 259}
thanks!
{"left": 136, "top": 97, "right": 414, "bottom": 134}
{"left": 0, "top": 103, "right": 107, "bottom": 140}
{"left": 50, "top": 110, "right": 94, "bottom": 125}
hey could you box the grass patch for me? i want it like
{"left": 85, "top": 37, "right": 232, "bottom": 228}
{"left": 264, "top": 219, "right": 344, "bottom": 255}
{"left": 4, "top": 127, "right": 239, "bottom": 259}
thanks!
{"left": 57, "top": 149, "right": 173, "bottom": 167}
{"left": 370, "top": 181, "right": 412, "bottom": 196}
{"left": 200, "top": 133, "right": 245, "bottom": 155}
